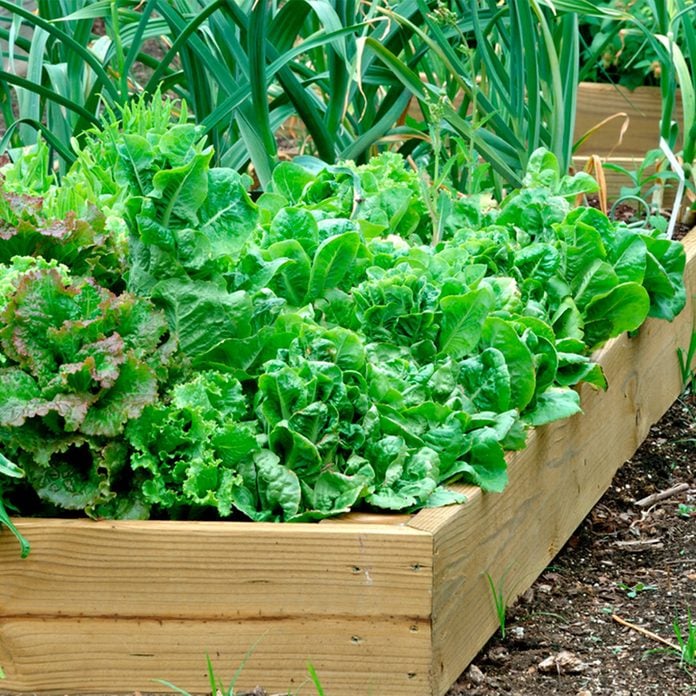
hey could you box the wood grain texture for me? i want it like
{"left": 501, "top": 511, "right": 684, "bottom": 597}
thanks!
{"left": 0, "top": 522, "right": 432, "bottom": 694}
{"left": 409, "top": 230, "right": 696, "bottom": 696}
{"left": 0, "top": 520, "right": 431, "bottom": 620}
{"left": 0, "top": 616, "right": 431, "bottom": 695}
{"left": 574, "top": 83, "right": 683, "bottom": 158}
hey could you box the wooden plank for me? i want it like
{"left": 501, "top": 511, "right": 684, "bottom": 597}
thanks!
{"left": 409, "top": 229, "right": 696, "bottom": 696}
{"left": 574, "top": 83, "right": 682, "bottom": 158}
{"left": 0, "top": 520, "right": 431, "bottom": 621}
{"left": 0, "top": 616, "right": 431, "bottom": 695}
{"left": 319, "top": 512, "right": 413, "bottom": 525}
{"left": 0, "top": 521, "right": 433, "bottom": 695}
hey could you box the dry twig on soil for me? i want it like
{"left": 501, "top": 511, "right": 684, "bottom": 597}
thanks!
{"left": 611, "top": 614, "right": 680, "bottom": 651}
{"left": 634, "top": 483, "right": 690, "bottom": 507}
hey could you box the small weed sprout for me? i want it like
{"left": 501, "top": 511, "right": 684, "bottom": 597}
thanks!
{"left": 677, "top": 503, "right": 696, "bottom": 519}
{"left": 485, "top": 572, "right": 507, "bottom": 639}
{"left": 306, "top": 662, "right": 325, "bottom": 696}
{"left": 673, "top": 610, "right": 696, "bottom": 669}
{"left": 677, "top": 328, "right": 696, "bottom": 388}
{"left": 156, "top": 649, "right": 325, "bottom": 696}
{"left": 616, "top": 582, "right": 658, "bottom": 599}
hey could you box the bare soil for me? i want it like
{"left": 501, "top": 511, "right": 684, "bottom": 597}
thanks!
{"left": 446, "top": 390, "right": 696, "bottom": 696}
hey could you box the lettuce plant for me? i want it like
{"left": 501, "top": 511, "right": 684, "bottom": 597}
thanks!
{"left": 0, "top": 106, "right": 688, "bottom": 556}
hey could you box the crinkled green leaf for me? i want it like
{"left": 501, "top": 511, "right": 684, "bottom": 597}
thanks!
{"left": 255, "top": 450, "right": 302, "bottom": 520}
{"left": 307, "top": 231, "right": 361, "bottom": 302}
{"left": 80, "top": 360, "right": 158, "bottom": 437}
{"left": 153, "top": 278, "right": 253, "bottom": 358}
{"left": 438, "top": 286, "right": 494, "bottom": 358}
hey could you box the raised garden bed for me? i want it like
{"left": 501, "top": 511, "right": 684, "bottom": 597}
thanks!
{"left": 1, "top": 228, "right": 695, "bottom": 696}
{"left": 573, "top": 82, "right": 684, "bottom": 203}
{"left": 574, "top": 82, "right": 683, "bottom": 160}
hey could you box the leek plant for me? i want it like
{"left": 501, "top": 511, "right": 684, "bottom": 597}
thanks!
{"left": 0, "top": 0, "right": 166, "bottom": 168}
{"left": 0, "top": 1, "right": 594, "bottom": 194}
{"left": 369, "top": 0, "right": 581, "bottom": 192}
{"left": 0, "top": 0, "right": 428, "bottom": 185}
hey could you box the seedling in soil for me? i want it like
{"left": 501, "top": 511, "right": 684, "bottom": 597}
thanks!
{"left": 677, "top": 503, "right": 696, "bottom": 519}
{"left": 306, "top": 662, "right": 325, "bottom": 696}
{"left": 156, "top": 638, "right": 262, "bottom": 696}
{"left": 677, "top": 328, "right": 696, "bottom": 388}
{"left": 485, "top": 572, "right": 508, "bottom": 639}
{"left": 674, "top": 610, "right": 696, "bottom": 669}
{"left": 616, "top": 582, "right": 658, "bottom": 599}
{"left": 156, "top": 649, "right": 325, "bottom": 696}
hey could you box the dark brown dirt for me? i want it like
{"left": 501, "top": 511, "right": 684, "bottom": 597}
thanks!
{"left": 446, "top": 391, "right": 696, "bottom": 696}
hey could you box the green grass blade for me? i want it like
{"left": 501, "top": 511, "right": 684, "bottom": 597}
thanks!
{"left": 306, "top": 662, "right": 326, "bottom": 696}
{"left": 152, "top": 679, "right": 193, "bottom": 696}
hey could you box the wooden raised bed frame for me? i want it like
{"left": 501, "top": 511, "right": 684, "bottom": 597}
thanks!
{"left": 2, "top": 230, "right": 696, "bottom": 696}
{"left": 573, "top": 82, "right": 684, "bottom": 204}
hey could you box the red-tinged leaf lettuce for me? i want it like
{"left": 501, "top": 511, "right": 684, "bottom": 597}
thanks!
{"left": 0, "top": 265, "right": 170, "bottom": 516}
{"left": 0, "top": 183, "right": 127, "bottom": 291}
